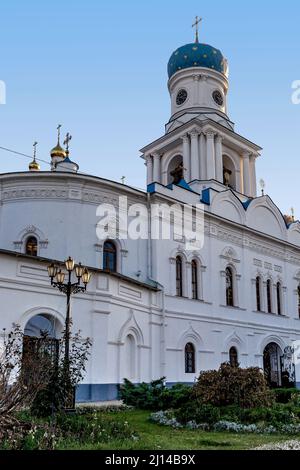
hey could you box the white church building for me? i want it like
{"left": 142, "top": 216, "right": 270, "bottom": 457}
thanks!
{"left": 1, "top": 32, "right": 300, "bottom": 401}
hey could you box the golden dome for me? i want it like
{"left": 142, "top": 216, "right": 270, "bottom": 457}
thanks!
{"left": 50, "top": 142, "right": 66, "bottom": 159}
{"left": 29, "top": 159, "right": 40, "bottom": 171}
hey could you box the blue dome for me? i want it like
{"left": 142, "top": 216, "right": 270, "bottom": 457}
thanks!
{"left": 168, "top": 43, "right": 227, "bottom": 79}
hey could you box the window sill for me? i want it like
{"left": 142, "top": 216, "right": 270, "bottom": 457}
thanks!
{"left": 220, "top": 305, "right": 246, "bottom": 311}
{"left": 253, "top": 310, "right": 289, "bottom": 318}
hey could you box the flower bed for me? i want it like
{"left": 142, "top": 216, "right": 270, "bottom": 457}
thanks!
{"left": 150, "top": 411, "right": 300, "bottom": 435}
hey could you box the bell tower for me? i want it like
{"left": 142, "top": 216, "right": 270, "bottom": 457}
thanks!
{"left": 166, "top": 19, "right": 230, "bottom": 133}
{"left": 141, "top": 23, "right": 261, "bottom": 199}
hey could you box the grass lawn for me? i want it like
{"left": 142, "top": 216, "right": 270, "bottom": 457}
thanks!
{"left": 58, "top": 409, "right": 299, "bottom": 450}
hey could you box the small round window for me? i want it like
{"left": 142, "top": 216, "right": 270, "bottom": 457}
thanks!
{"left": 176, "top": 89, "right": 188, "bottom": 106}
{"left": 212, "top": 90, "right": 224, "bottom": 106}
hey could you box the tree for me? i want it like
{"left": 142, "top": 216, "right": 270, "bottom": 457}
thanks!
{"left": 0, "top": 322, "right": 92, "bottom": 427}
{"left": 0, "top": 324, "right": 52, "bottom": 430}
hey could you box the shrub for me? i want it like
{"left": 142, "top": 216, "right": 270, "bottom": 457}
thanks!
{"left": 175, "top": 402, "right": 220, "bottom": 425}
{"left": 120, "top": 378, "right": 191, "bottom": 410}
{"left": 273, "top": 388, "right": 300, "bottom": 404}
{"left": 193, "top": 363, "right": 274, "bottom": 409}
{"left": 219, "top": 405, "right": 242, "bottom": 422}
{"left": 240, "top": 405, "right": 294, "bottom": 426}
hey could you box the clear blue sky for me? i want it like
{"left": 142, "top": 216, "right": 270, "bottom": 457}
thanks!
{"left": 0, "top": 0, "right": 299, "bottom": 216}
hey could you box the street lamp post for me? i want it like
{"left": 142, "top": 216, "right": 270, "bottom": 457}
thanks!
{"left": 47, "top": 256, "right": 91, "bottom": 408}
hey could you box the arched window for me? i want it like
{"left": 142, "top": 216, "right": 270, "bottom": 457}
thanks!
{"left": 25, "top": 236, "right": 38, "bottom": 256}
{"left": 229, "top": 346, "right": 238, "bottom": 367}
{"left": 222, "top": 155, "right": 236, "bottom": 190}
{"left": 256, "top": 276, "right": 262, "bottom": 312}
{"left": 124, "top": 334, "right": 136, "bottom": 380}
{"left": 103, "top": 241, "right": 117, "bottom": 272}
{"left": 185, "top": 343, "right": 195, "bottom": 373}
{"left": 168, "top": 155, "right": 183, "bottom": 185}
{"left": 176, "top": 256, "right": 183, "bottom": 297}
{"left": 191, "top": 260, "right": 198, "bottom": 300}
{"left": 298, "top": 286, "right": 300, "bottom": 318}
{"left": 226, "top": 267, "right": 234, "bottom": 307}
{"left": 267, "top": 279, "right": 272, "bottom": 313}
{"left": 276, "top": 282, "right": 282, "bottom": 315}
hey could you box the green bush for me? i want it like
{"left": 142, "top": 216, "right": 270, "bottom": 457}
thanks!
{"left": 175, "top": 402, "right": 220, "bottom": 425}
{"left": 119, "top": 378, "right": 191, "bottom": 410}
{"left": 219, "top": 405, "right": 242, "bottom": 422}
{"left": 193, "top": 363, "right": 274, "bottom": 409}
{"left": 273, "top": 388, "right": 300, "bottom": 404}
{"left": 240, "top": 405, "right": 294, "bottom": 426}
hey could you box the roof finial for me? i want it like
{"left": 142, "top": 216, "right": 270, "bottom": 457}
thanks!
{"left": 63, "top": 132, "right": 72, "bottom": 156}
{"left": 192, "top": 16, "right": 202, "bottom": 43}
{"left": 29, "top": 141, "right": 40, "bottom": 171}
{"left": 259, "top": 179, "right": 265, "bottom": 196}
{"left": 33, "top": 141, "right": 38, "bottom": 160}
{"left": 57, "top": 124, "right": 62, "bottom": 144}
{"left": 291, "top": 207, "right": 295, "bottom": 222}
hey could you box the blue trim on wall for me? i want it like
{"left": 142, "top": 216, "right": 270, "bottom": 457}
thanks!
{"left": 242, "top": 199, "right": 252, "bottom": 210}
{"left": 166, "top": 382, "right": 194, "bottom": 388}
{"left": 76, "top": 384, "right": 119, "bottom": 402}
{"left": 76, "top": 382, "right": 196, "bottom": 402}
{"left": 147, "top": 183, "right": 156, "bottom": 193}
{"left": 201, "top": 188, "right": 210, "bottom": 205}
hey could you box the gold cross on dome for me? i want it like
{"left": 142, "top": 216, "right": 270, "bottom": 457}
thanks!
{"left": 63, "top": 132, "right": 72, "bottom": 153}
{"left": 192, "top": 16, "right": 202, "bottom": 43}
{"left": 33, "top": 141, "right": 38, "bottom": 160}
{"left": 57, "top": 124, "right": 62, "bottom": 142}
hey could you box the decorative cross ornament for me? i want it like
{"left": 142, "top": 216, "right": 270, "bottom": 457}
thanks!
{"left": 33, "top": 141, "right": 38, "bottom": 160}
{"left": 57, "top": 124, "right": 62, "bottom": 142}
{"left": 192, "top": 16, "right": 202, "bottom": 43}
{"left": 64, "top": 132, "right": 72, "bottom": 154}
{"left": 121, "top": 176, "right": 125, "bottom": 184}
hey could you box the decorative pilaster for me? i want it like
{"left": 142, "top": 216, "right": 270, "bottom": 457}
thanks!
{"left": 220, "top": 270, "right": 227, "bottom": 306}
{"left": 249, "top": 154, "right": 257, "bottom": 197}
{"left": 215, "top": 135, "right": 223, "bottom": 183}
{"left": 206, "top": 131, "right": 216, "bottom": 180}
{"left": 199, "top": 132, "right": 206, "bottom": 179}
{"left": 186, "top": 261, "right": 192, "bottom": 299}
{"left": 242, "top": 151, "right": 251, "bottom": 197}
{"left": 152, "top": 153, "right": 161, "bottom": 183}
{"left": 190, "top": 129, "right": 199, "bottom": 181}
{"left": 282, "top": 286, "right": 287, "bottom": 316}
{"left": 145, "top": 154, "right": 153, "bottom": 185}
{"left": 181, "top": 135, "right": 190, "bottom": 181}
{"left": 169, "top": 257, "right": 177, "bottom": 296}
{"left": 235, "top": 274, "right": 241, "bottom": 308}
{"left": 251, "top": 278, "right": 257, "bottom": 311}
